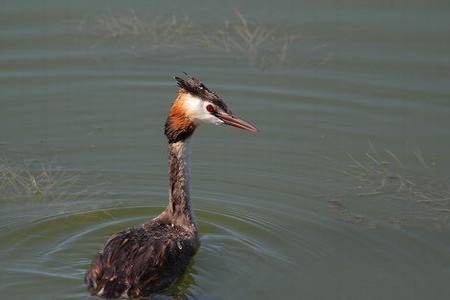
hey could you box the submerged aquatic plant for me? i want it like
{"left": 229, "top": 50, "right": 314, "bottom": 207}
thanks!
{"left": 322, "top": 142, "right": 450, "bottom": 230}
{"left": 200, "top": 10, "right": 299, "bottom": 66}
{"left": 78, "top": 9, "right": 304, "bottom": 67}
{"left": 78, "top": 9, "right": 193, "bottom": 49}
{"left": 0, "top": 159, "right": 89, "bottom": 202}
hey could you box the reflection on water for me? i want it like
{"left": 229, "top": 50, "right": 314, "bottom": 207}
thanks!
{"left": 1, "top": 0, "right": 450, "bottom": 299}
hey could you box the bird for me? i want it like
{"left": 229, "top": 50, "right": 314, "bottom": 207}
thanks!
{"left": 85, "top": 74, "right": 258, "bottom": 298}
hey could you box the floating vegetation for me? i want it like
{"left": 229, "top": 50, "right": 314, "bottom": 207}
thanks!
{"left": 327, "top": 198, "right": 370, "bottom": 226}
{"left": 78, "top": 9, "right": 193, "bottom": 49}
{"left": 77, "top": 9, "right": 312, "bottom": 67}
{"left": 322, "top": 142, "right": 450, "bottom": 230}
{"left": 200, "top": 10, "right": 299, "bottom": 66}
{"left": 0, "top": 159, "right": 95, "bottom": 203}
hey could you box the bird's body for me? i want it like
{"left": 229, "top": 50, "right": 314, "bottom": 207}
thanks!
{"left": 85, "top": 75, "right": 257, "bottom": 298}
{"left": 85, "top": 222, "right": 198, "bottom": 298}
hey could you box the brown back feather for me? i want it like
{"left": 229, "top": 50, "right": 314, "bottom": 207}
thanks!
{"left": 85, "top": 222, "right": 198, "bottom": 298}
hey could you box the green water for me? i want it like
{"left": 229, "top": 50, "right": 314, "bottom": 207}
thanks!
{"left": 1, "top": 1, "right": 450, "bottom": 299}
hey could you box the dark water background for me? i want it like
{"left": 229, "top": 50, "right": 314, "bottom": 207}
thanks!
{"left": 1, "top": 0, "right": 450, "bottom": 299}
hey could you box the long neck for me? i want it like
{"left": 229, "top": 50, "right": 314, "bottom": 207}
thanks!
{"left": 160, "top": 138, "right": 196, "bottom": 230}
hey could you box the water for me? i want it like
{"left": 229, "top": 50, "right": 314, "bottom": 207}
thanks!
{"left": 1, "top": 0, "right": 450, "bottom": 299}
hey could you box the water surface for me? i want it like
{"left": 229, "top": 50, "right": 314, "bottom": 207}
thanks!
{"left": 1, "top": 0, "right": 450, "bottom": 299}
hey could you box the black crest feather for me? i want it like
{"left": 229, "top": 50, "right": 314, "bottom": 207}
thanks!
{"left": 174, "top": 74, "right": 231, "bottom": 114}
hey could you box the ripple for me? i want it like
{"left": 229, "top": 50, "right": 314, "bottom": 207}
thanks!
{"left": 2, "top": 191, "right": 449, "bottom": 299}
{"left": 0, "top": 203, "right": 294, "bottom": 298}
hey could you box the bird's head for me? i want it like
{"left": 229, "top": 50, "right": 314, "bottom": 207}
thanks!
{"left": 165, "top": 75, "right": 258, "bottom": 143}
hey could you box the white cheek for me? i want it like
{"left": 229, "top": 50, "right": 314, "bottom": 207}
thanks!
{"left": 184, "top": 94, "right": 224, "bottom": 125}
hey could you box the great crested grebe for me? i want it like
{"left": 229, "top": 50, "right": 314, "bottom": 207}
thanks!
{"left": 85, "top": 74, "right": 258, "bottom": 298}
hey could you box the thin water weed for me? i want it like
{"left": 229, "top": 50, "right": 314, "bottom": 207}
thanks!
{"left": 78, "top": 9, "right": 193, "bottom": 49}
{"left": 322, "top": 143, "right": 450, "bottom": 230}
{"left": 78, "top": 9, "right": 305, "bottom": 67}
{"left": 0, "top": 159, "right": 99, "bottom": 203}
{"left": 200, "top": 10, "right": 299, "bottom": 66}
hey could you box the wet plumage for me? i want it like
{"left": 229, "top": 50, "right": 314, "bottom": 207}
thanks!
{"left": 85, "top": 74, "right": 257, "bottom": 298}
{"left": 85, "top": 222, "right": 198, "bottom": 298}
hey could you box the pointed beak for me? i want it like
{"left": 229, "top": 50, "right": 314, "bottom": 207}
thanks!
{"left": 216, "top": 112, "right": 259, "bottom": 133}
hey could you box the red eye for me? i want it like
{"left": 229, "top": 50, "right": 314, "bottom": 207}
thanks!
{"left": 206, "top": 104, "right": 215, "bottom": 113}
